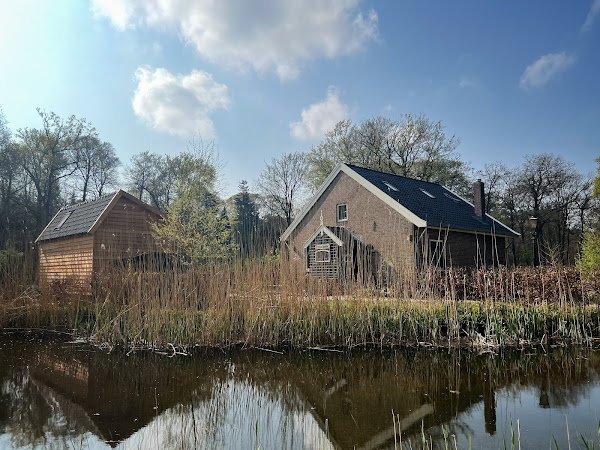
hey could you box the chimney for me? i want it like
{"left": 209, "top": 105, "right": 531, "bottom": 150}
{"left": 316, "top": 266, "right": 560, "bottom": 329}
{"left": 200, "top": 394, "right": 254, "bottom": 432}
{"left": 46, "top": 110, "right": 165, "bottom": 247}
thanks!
{"left": 473, "top": 179, "right": 485, "bottom": 219}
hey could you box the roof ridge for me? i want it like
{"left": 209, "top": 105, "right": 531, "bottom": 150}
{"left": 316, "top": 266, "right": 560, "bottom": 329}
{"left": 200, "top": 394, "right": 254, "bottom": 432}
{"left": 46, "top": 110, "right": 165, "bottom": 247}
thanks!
{"left": 345, "top": 164, "right": 443, "bottom": 187}
{"left": 58, "top": 191, "right": 118, "bottom": 212}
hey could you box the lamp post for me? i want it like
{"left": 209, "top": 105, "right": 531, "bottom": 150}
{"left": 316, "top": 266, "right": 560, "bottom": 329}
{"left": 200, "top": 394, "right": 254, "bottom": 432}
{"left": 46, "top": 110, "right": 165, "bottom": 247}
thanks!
{"left": 529, "top": 216, "right": 539, "bottom": 267}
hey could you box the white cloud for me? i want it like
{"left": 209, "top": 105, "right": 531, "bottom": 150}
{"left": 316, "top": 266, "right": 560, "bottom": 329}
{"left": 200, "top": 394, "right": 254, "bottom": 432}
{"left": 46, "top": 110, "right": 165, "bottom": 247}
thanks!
{"left": 459, "top": 77, "right": 476, "bottom": 88}
{"left": 519, "top": 52, "right": 576, "bottom": 89}
{"left": 582, "top": 0, "right": 600, "bottom": 32}
{"left": 290, "top": 88, "right": 349, "bottom": 140}
{"left": 91, "top": 0, "right": 137, "bottom": 30}
{"left": 132, "top": 67, "right": 230, "bottom": 137}
{"left": 91, "top": 0, "right": 378, "bottom": 80}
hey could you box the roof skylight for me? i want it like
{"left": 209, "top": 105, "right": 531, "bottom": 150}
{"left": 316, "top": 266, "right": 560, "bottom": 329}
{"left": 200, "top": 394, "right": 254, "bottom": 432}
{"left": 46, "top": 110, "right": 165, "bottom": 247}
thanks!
{"left": 420, "top": 188, "right": 435, "bottom": 199}
{"left": 444, "top": 193, "right": 460, "bottom": 203}
{"left": 383, "top": 181, "right": 399, "bottom": 191}
{"left": 54, "top": 211, "right": 73, "bottom": 230}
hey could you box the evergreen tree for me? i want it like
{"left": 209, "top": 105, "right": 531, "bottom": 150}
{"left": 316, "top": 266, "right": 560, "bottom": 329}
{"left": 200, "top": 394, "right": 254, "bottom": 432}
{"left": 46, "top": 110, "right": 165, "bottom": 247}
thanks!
{"left": 232, "top": 180, "right": 259, "bottom": 259}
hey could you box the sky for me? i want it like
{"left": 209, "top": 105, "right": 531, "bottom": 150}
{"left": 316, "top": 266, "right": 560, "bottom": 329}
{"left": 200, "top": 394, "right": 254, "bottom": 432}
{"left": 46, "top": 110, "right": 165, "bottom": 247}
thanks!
{"left": 1, "top": 1, "right": 599, "bottom": 197}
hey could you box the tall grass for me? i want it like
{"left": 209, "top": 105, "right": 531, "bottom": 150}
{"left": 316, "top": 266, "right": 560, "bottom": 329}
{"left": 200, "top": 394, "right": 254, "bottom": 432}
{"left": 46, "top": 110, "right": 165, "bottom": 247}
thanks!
{"left": 2, "top": 251, "right": 600, "bottom": 350}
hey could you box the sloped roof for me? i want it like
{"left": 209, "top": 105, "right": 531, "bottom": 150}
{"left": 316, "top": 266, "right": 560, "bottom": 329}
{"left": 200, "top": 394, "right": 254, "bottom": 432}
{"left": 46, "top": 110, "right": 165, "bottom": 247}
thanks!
{"left": 346, "top": 164, "right": 518, "bottom": 237}
{"left": 36, "top": 190, "right": 163, "bottom": 242}
{"left": 281, "top": 163, "right": 519, "bottom": 241}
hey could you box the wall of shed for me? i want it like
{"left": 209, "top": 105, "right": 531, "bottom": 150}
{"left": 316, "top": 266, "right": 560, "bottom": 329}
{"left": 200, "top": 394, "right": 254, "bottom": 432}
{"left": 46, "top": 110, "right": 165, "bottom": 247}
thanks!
{"left": 93, "top": 197, "right": 161, "bottom": 271}
{"left": 38, "top": 235, "right": 94, "bottom": 284}
{"left": 287, "top": 172, "right": 415, "bottom": 275}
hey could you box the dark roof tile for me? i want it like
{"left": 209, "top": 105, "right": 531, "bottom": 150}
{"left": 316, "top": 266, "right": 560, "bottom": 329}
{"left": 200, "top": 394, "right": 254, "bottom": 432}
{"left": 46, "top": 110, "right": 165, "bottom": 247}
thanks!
{"left": 37, "top": 193, "right": 116, "bottom": 241}
{"left": 347, "top": 164, "right": 517, "bottom": 237}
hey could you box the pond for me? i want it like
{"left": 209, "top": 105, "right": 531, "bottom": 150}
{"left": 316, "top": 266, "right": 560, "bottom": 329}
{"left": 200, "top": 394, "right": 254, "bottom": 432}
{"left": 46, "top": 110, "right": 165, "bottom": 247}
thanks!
{"left": 0, "top": 334, "right": 599, "bottom": 449}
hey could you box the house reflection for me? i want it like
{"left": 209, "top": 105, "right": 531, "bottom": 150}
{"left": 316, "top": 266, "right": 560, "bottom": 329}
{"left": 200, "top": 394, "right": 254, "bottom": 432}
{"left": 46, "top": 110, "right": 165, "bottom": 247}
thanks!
{"left": 2, "top": 337, "right": 599, "bottom": 450}
{"left": 28, "top": 342, "right": 218, "bottom": 446}
{"left": 228, "top": 347, "right": 600, "bottom": 449}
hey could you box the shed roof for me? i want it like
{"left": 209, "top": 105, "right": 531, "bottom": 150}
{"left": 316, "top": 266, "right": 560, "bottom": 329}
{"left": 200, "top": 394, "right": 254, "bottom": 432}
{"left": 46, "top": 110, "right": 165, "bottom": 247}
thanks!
{"left": 281, "top": 164, "right": 519, "bottom": 241}
{"left": 36, "top": 190, "right": 163, "bottom": 243}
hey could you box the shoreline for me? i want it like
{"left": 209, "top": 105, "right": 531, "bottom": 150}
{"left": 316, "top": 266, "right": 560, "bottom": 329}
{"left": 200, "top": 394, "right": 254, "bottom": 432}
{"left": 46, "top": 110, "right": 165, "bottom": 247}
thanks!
{"left": 3, "top": 298, "right": 600, "bottom": 353}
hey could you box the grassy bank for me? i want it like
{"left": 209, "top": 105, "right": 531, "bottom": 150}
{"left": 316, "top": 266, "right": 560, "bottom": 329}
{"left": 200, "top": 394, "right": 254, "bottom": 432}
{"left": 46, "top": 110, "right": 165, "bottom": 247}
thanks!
{"left": 2, "top": 260, "right": 600, "bottom": 350}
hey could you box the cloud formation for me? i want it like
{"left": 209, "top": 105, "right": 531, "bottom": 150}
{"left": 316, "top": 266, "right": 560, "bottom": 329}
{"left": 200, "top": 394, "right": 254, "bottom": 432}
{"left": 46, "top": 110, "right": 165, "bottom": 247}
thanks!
{"left": 458, "top": 77, "right": 476, "bottom": 88}
{"left": 290, "top": 88, "right": 349, "bottom": 140}
{"left": 582, "top": 0, "right": 600, "bottom": 32}
{"left": 132, "top": 67, "right": 230, "bottom": 137}
{"left": 91, "top": 0, "right": 378, "bottom": 80}
{"left": 519, "top": 52, "right": 575, "bottom": 89}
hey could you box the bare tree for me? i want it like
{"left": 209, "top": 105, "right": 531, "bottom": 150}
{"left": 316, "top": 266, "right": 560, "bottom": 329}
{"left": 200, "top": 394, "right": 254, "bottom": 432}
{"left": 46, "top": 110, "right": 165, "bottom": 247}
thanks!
{"left": 17, "top": 109, "right": 91, "bottom": 229}
{"left": 92, "top": 142, "right": 121, "bottom": 197}
{"left": 306, "top": 115, "right": 469, "bottom": 195}
{"left": 256, "top": 152, "right": 307, "bottom": 226}
{"left": 125, "top": 151, "right": 163, "bottom": 205}
{"left": 477, "top": 162, "right": 509, "bottom": 214}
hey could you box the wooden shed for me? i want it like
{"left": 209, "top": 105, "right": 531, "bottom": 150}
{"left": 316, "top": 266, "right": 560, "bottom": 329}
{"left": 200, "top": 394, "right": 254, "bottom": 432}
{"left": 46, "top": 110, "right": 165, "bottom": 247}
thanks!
{"left": 35, "top": 190, "right": 163, "bottom": 286}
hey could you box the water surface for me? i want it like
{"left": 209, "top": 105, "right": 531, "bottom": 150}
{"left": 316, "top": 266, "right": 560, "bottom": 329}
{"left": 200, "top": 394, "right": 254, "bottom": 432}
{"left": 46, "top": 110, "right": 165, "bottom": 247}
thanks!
{"left": 0, "top": 335, "right": 598, "bottom": 449}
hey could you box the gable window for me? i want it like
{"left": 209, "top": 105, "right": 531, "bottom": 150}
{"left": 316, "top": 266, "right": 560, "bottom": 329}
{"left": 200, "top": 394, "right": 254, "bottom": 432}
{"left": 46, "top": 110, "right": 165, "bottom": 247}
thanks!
{"left": 429, "top": 240, "right": 446, "bottom": 268}
{"left": 315, "top": 244, "right": 331, "bottom": 263}
{"left": 336, "top": 204, "right": 348, "bottom": 222}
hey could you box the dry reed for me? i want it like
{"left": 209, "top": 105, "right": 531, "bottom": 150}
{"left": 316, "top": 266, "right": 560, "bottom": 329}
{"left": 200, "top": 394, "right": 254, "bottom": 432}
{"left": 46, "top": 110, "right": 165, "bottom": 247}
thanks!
{"left": 2, "top": 253, "right": 600, "bottom": 350}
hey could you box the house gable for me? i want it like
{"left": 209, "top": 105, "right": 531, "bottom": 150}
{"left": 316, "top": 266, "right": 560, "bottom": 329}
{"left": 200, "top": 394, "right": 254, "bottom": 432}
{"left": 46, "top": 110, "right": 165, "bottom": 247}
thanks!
{"left": 303, "top": 225, "right": 344, "bottom": 249}
{"left": 281, "top": 163, "right": 426, "bottom": 242}
{"left": 285, "top": 170, "right": 416, "bottom": 271}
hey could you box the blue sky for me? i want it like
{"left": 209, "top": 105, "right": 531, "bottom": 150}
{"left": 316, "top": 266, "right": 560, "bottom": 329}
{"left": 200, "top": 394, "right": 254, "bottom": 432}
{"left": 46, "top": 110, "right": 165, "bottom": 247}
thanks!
{"left": 1, "top": 1, "right": 599, "bottom": 197}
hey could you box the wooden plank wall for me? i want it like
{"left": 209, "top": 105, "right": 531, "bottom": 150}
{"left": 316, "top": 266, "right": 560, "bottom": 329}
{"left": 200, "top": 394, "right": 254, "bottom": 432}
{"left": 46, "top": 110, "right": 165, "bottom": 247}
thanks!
{"left": 93, "top": 197, "right": 162, "bottom": 271}
{"left": 38, "top": 235, "right": 94, "bottom": 284}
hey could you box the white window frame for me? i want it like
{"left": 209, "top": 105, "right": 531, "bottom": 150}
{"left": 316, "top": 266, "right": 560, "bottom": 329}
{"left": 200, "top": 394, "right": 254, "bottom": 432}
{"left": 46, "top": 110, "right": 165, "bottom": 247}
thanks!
{"left": 315, "top": 244, "right": 331, "bottom": 263}
{"left": 336, "top": 204, "right": 348, "bottom": 222}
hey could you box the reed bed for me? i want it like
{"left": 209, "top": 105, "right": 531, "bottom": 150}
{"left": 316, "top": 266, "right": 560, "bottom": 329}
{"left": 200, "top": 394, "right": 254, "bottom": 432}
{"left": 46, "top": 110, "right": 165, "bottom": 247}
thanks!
{"left": 2, "top": 256, "right": 600, "bottom": 350}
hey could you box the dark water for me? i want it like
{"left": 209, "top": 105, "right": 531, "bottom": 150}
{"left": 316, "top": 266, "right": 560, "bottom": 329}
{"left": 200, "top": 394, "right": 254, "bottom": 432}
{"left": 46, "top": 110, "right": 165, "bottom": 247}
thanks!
{"left": 0, "top": 335, "right": 599, "bottom": 449}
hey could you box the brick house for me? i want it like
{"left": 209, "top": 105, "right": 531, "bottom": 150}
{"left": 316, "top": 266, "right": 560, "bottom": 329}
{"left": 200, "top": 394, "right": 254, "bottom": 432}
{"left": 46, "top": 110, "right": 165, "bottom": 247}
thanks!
{"left": 280, "top": 164, "right": 519, "bottom": 280}
{"left": 36, "top": 190, "right": 163, "bottom": 286}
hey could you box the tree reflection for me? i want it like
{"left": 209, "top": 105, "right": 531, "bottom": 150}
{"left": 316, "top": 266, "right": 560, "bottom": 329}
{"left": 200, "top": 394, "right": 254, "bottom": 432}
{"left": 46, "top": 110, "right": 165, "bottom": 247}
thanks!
{"left": 0, "top": 335, "right": 599, "bottom": 449}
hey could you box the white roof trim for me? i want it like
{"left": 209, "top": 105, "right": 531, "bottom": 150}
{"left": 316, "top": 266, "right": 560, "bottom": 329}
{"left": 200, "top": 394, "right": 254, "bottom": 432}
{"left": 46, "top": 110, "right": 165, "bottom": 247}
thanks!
{"left": 341, "top": 165, "right": 428, "bottom": 228}
{"left": 281, "top": 163, "right": 427, "bottom": 242}
{"left": 442, "top": 186, "right": 521, "bottom": 237}
{"left": 303, "top": 225, "right": 344, "bottom": 249}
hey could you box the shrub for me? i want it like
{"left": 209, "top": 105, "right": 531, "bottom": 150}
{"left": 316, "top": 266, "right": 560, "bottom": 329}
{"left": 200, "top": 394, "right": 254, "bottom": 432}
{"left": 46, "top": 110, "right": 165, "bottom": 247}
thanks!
{"left": 576, "top": 231, "right": 600, "bottom": 272}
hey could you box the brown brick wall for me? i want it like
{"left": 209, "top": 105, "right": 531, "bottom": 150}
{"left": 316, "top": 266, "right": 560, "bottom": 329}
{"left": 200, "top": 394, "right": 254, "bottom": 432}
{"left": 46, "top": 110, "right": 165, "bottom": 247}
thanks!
{"left": 286, "top": 171, "right": 509, "bottom": 273}
{"left": 420, "top": 229, "right": 506, "bottom": 268}
{"left": 287, "top": 172, "right": 416, "bottom": 272}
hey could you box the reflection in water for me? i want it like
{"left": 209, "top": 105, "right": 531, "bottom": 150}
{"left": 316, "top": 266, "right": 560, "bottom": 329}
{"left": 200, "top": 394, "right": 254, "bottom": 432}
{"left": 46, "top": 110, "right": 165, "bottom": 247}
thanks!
{"left": 0, "top": 335, "right": 599, "bottom": 449}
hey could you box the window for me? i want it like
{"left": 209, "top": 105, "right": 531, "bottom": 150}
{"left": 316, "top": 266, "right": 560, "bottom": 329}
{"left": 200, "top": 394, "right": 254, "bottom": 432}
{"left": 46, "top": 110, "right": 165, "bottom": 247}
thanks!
{"left": 54, "top": 211, "right": 73, "bottom": 230}
{"left": 444, "top": 193, "right": 460, "bottom": 203}
{"left": 383, "top": 181, "right": 399, "bottom": 191}
{"left": 315, "top": 244, "right": 330, "bottom": 263}
{"left": 420, "top": 189, "right": 435, "bottom": 199}
{"left": 429, "top": 240, "right": 445, "bottom": 267}
{"left": 336, "top": 204, "right": 348, "bottom": 222}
